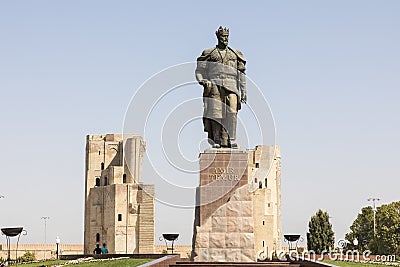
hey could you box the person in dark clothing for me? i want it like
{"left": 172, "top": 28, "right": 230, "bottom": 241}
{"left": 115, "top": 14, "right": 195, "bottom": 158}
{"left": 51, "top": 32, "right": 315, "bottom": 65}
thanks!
{"left": 93, "top": 243, "right": 102, "bottom": 254}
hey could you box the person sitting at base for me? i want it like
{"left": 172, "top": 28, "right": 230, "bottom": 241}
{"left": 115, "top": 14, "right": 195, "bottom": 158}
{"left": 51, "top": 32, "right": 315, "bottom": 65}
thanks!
{"left": 101, "top": 243, "right": 109, "bottom": 254}
{"left": 93, "top": 243, "right": 102, "bottom": 254}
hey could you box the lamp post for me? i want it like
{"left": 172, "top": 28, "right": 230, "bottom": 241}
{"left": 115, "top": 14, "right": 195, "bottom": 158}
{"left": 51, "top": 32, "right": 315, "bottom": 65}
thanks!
{"left": 367, "top": 198, "right": 380, "bottom": 236}
{"left": 41, "top": 216, "right": 50, "bottom": 260}
{"left": 55, "top": 236, "right": 60, "bottom": 260}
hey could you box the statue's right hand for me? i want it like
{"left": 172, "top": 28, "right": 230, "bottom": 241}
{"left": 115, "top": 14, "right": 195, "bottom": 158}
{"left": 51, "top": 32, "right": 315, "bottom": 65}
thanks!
{"left": 201, "top": 80, "right": 212, "bottom": 88}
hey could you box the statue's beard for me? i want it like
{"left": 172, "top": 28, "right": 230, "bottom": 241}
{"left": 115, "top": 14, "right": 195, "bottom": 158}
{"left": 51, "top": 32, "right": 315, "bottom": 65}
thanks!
{"left": 219, "top": 41, "right": 228, "bottom": 47}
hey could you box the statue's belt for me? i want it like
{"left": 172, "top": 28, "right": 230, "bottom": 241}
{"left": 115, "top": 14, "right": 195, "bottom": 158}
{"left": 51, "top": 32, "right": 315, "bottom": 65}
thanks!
{"left": 209, "top": 74, "right": 237, "bottom": 79}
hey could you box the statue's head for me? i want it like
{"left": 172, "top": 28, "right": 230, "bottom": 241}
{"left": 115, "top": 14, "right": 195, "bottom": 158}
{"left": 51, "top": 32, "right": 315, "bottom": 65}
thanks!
{"left": 215, "top": 26, "right": 229, "bottom": 47}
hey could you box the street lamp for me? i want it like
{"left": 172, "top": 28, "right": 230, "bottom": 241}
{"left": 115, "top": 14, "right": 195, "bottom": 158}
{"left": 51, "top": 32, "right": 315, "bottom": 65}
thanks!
{"left": 367, "top": 198, "right": 380, "bottom": 236}
{"left": 55, "top": 236, "right": 60, "bottom": 260}
{"left": 41, "top": 216, "right": 50, "bottom": 260}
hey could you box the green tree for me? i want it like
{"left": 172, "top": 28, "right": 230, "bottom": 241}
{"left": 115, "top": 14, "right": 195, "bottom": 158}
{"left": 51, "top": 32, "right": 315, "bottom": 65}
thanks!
{"left": 345, "top": 206, "right": 374, "bottom": 252}
{"left": 375, "top": 201, "right": 400, "bottom": 255}
{"left": 307, "top": 209, "right": 335, "bottom": 253}
{"left": 346, "top": 201, "right": 400, "bottom": 255}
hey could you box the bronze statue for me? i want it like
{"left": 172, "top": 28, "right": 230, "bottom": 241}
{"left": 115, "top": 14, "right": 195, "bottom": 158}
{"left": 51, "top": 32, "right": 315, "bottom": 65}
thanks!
{"left": 195, "top": 26, "right": 246, "bottom": 148}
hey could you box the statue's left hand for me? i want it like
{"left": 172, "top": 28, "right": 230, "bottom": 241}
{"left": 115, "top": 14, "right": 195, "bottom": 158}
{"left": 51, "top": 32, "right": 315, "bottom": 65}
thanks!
{"left": 241, "top": 92, "right": 247, "bottom": 104}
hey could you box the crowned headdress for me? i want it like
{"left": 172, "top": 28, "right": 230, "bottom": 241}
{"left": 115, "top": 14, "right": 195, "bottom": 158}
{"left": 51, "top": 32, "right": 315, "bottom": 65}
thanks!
{"left": 215, "top": 26, "right": 229, "bottom": 37}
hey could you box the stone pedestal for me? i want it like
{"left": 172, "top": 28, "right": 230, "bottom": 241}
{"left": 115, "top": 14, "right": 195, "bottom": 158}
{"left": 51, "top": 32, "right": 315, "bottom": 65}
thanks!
{"left": 191, "top": 149, "right": 256, "bottom": 262}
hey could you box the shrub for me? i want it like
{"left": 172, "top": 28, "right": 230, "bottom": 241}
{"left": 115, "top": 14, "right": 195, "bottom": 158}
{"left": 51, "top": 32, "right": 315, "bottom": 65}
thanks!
{"left": 18, "top": 250, "right": 36, "bottom": 263}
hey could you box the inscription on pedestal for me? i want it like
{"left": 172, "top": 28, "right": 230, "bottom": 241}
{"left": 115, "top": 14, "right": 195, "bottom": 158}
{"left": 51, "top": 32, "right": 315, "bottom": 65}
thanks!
{"left": 209, "top": 167, "right": 240, "bottom": 181}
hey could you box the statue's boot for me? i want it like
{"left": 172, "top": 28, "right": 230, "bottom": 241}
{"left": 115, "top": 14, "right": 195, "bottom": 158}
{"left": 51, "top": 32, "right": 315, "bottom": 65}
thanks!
{"left": 207, "top": 131, "right": 213, "bottom": 145}
{"left": 220, "top": 120, "right": 229, "bottom": 148}
{"left": 211, "top": 119, "right": 222, "bottom": 148}
{"left": 227, "top": 111, "right": 238, "bottom": 148}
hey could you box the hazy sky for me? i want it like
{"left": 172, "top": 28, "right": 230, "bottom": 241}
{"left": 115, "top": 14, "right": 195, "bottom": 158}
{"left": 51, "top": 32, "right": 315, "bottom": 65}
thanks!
{"left": 0, "top": 1, "right": 399, "bottom": 247}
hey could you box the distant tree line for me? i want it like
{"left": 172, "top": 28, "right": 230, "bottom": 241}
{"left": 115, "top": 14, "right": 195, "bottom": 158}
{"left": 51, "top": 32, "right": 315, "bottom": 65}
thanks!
{"left": 306, "top": 201, "right": 400, "bottom": 256}
{"left": 345, "top": 201, "right": 400, "bottom": 255}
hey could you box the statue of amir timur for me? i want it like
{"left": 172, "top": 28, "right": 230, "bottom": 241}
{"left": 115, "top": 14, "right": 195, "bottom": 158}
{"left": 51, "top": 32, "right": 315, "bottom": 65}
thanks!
{"left": 195, "top": 26, "right": 246, "bottom": 149}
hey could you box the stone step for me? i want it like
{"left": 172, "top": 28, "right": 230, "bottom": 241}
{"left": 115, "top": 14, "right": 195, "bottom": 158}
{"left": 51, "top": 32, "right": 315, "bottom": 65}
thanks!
{"left": 170, "top": 260, "right": 332, "bottom": 267}
{"left": 170, "top": 263, "right": 300, "bottom": 267}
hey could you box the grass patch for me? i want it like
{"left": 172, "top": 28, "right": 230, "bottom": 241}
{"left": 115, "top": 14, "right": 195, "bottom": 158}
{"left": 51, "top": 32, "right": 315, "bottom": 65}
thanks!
{"left": 15, "top": 260, "right": 68, "bottom": 267}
